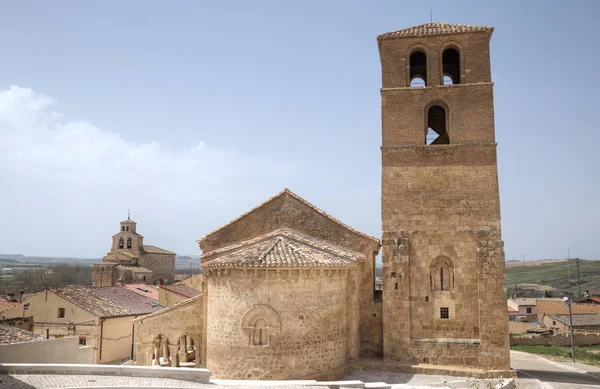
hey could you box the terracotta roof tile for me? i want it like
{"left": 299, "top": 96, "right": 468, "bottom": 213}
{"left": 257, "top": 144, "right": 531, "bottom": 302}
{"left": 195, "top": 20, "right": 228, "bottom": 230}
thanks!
{"left": 52, "top": 286, "right": 164, "bottom": 318}
{"left": 0, "top": 325, "right": 43, "bottom": 345}
{"left": 204, "top": 229, "right": 359, "bottom": 269}
{"left": 548, "top": 314, "right": 600, "bottom": 327}
{"left": 143, "top": 245, "right": 176, "bottom": 255}
{"left": 197, "top": 188, "right": 379, "bottom": 244}
{"left": 123, "top": 284, "right": 159, "bottom": 301}
{"left": 160, "top": 284, "right": 201, "bottom": 298}
{"left": 378, "top": 22, "right": 493, "bottom": 40}
{"left": 0, "top": 298, "right": 18, "bottom": 314}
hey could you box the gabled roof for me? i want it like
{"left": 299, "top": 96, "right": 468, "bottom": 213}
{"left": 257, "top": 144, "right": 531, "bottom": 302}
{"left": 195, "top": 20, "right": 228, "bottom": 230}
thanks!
{"left": 548, "top": 314, "right": 600, "bottom": 327}
{"left": 0, "top": 325, "right": 43, "bottom": 345}
{"left": 52, "top": 286, "right": 164, "bottom": 318}
{"left": 124, "top": 284, "right": 159, "bottom": 301}
{"left": 160, "top": 284, "right": 202, "bottom": 298}
{"left": 203, "top": 229, "right": 360, "bottom": 269}
{"left": 197, "top": 188, "right": 379, "bottom": 244}
{"left": 378, "top": 22, "right": 494, "bottom": 41}
{"left": 133, "top": 294, "right": 202, "bottom": 322}
{"left": 143, "top": 245, "right": 176, "bottom": 255}
{"left": 0, "top": 297, "right": 18, "bottom": 314}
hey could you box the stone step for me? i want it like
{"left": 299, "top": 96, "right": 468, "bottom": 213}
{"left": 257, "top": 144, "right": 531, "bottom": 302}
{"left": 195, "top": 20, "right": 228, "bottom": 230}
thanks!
{"left": 364, "top": 382, "right": 391, "bottom": 389}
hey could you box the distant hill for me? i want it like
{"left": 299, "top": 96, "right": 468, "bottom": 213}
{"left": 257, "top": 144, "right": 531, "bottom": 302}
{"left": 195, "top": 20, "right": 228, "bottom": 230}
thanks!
{"left": 505, "top": 258, "right": 600, "bottom": 298}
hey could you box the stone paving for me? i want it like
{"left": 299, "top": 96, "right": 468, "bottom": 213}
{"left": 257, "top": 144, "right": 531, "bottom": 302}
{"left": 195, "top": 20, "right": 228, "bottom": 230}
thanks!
{"left": 0, "top": 372, "right": 505, "bottom": 389}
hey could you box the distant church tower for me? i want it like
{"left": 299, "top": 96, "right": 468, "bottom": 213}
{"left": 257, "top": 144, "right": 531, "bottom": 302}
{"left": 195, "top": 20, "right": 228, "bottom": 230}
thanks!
{"left": 378, "top": 23, "right": 510, "bottom": 371}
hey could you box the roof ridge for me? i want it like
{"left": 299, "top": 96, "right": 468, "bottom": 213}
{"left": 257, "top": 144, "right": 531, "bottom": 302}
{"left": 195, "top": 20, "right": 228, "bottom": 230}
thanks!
{"left": 133, "top": 294, "right": 203, "bottom": 322}
{"left": 197, "top": 188, "right": 379, "bottom": 244}
{"left": 378, "top": 22, "right": 494, "bottom": 41}
{"left": 258, "top": 237, "right": 285, "bottom": 265}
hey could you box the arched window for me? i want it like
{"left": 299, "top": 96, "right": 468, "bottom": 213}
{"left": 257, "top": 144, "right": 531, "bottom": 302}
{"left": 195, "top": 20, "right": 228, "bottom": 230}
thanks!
{"left": 127, "top": 238, "right": 132, "bottom": 249}
{"left": 409, "top": 51, "right": 427, "bottom": 87}
{"left": 122, "top": 226, "right": 125, "bottom": 231}
{"left": 126, "top": 226, "right": 129, "bottom": 231}
{"left": 426, "top": 105, "right": 449, "bottom": 145}
{"left": 253, "top": 318, "right": 268, "bottom": 346}
{"left": 430, "top": 256, "right": 454, "bottom": 291}
{"left": 442, "top": 48, "right": 460, "bottom": 84}
{"left": 118, "top": 238, "right": 124, "bottom": 249}
{"left": 241, "top": 304, "right": 281, "bottom": 347}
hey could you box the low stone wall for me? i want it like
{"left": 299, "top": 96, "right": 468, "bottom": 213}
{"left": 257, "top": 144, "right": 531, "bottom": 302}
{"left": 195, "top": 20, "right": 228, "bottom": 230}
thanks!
{"left": 510, "top": 331, "right": 600, "bottom": 347}
{"left": 0, "top": 337, "right": 93, "bottom": 364}
{"left": 0, "top": 364, "right": 211, "bottom": 384}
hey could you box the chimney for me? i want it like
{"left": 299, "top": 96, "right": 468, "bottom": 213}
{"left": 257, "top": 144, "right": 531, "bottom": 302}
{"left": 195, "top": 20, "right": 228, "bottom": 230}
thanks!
{"left": 19, "top": 290, "right": 24, "bottom": 304}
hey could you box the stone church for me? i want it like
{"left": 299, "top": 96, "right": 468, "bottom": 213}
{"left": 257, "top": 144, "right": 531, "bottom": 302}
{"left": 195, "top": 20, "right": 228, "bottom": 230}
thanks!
{"left": 93, "top": 217, "right": 176, "bottom": 286}
{"left": 132, "top": 22, "right": 511, "bottom": 379}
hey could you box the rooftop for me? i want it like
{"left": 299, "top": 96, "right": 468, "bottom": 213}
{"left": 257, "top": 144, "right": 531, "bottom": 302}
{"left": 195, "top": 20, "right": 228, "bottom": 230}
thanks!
{"left": 548, "top": 314, "right": 600, "bottom": 327}
{"left": 0, "top": 325, "right": 42, "bottom": 345}
{"left": 198, "top": 188, "right": 379, "bottom": 245}
{"left": 52, "top": 286, "right": 164, "bottom": 318}
{"left": 378, "top": 22, "right": 494, "bottom": 40}
{"left": 123, "top": 284, "right": 159, "bottom": 301}
{"left": 143, "top": 245, "right": 176, "bottom": 255}
{"left": 203, "top": 229, "right": 360, "bottom": 269}
{"left": 0, "top": 297, "right": 18, "bottom": 314}
{"left": 510, "top": 298, "right": 537, "bottom": 306}
{"left": 160, "top": 284, "right": 201, "bottom": 299}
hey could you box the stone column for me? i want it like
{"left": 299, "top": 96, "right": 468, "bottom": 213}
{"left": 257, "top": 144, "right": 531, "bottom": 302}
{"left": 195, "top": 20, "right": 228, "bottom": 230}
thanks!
{"left": 169, "top": 344, "right": 180, "bottom": 367}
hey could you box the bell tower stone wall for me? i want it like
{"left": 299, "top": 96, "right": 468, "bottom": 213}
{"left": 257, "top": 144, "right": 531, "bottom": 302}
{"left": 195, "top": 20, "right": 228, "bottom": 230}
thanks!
{"left": 378, "top": 24, "right": 510, "bottom": 370}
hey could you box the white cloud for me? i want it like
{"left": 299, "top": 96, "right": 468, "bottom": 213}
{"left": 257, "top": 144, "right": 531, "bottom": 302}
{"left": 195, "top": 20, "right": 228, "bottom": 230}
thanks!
{"left": 0, "top": 85, "right": 294, "bottom": 257}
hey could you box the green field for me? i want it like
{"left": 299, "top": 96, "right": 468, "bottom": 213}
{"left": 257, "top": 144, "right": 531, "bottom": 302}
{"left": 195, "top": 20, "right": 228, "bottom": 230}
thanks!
{"left": 505, "top": 259, "right": 600, "bottom": 297}
{"left": 511, "top": 345, "right": 600, "bottom": 365}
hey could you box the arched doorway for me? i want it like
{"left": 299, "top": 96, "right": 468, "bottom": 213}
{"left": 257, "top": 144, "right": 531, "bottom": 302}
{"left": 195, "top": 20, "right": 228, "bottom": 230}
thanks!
{"left": 152, "top": 335, "right": 171, "bottom": 367}
{"left": 177, "top": 335, "right": 197, "bottom": 367}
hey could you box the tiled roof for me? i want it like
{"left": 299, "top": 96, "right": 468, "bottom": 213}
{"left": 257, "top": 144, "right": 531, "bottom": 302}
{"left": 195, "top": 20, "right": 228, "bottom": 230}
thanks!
{"left": 123, "top": 284, "right": 159, "bottom": 301}
{"left": 549, "top": 314, "right": 600, "bottom": 327}
{"left": 204, "top": 229, "right": 359, "bottom": 269}
{"left": 508, "top": 306, "right": 518, "bottom": 313}
{"left": 583, "top": 296, "right": 600, "bottom": 304}
{"left": 117, "top": 265, "right": 153, "bottom": 273}
{"left": 198, "top": 188, "right": 379, "bottom": 244}
{"left": 52, "top": 286, "right": 164, "bottom": 318}
{"left": 0, "top": 325, "right": 43, "bottom": 345}
{"left": 378, "top": 22, "right": 494, "bottom": 40}
{"left": 121, "top": 219, "right": 136, "bottom": 224}
{"left": 143, "top": 245, "right": 176, "bottom": 255}
{"left": 511, "top": 298, "right": 537, "bottom": 306}
{"left": 0, "top": 297, "right": 18, "bottom": 314}
{"left": 161, "top": 284, "right": 201, "bottom": 298}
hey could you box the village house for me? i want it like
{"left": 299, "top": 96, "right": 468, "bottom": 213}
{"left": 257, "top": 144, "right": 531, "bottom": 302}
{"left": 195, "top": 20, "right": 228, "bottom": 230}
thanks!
{"left": 507, "top": 298, "right": 539, "bottom": 322}
{"left": 542, "top": 313, "right": 600, "bottom": 332}
{"left": 159, "top": 284, "right": 201, "bottom": 308}
{"left": 2, "top": 285, "right": 163, "bottom": 364}
{"left": 0, "top": 324, "right": 93, "bottom": 364}
{"left": 536, "top": 298, "right": 600, "bottom": 322}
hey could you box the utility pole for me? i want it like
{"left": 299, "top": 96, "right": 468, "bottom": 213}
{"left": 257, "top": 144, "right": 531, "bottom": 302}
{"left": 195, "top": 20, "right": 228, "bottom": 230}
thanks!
{"left": 563, "top": 296, "right": 576, "bottom": 362}
{"left": 576, "top": 257, "right": 582, "bottom": 300}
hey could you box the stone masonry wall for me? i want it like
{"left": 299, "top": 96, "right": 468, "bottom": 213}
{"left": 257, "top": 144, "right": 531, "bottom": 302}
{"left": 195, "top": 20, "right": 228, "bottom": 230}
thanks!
{"left": 379, "top": 27, "right": 510, "bottom": 372}
{"left": 139, "top": 253, "right": 175, "bottom": 283}
{"left": 134, "top": 295, "right": 204, "bottom": 367}
{"left": 205, "top": 268, "right": 349, "bottom": 380}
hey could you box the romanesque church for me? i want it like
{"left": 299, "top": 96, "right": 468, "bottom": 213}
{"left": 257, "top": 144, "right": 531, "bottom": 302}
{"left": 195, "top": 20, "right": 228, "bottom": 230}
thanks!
{"left": 131, "top": 22, "right": 511, "bottom": 379}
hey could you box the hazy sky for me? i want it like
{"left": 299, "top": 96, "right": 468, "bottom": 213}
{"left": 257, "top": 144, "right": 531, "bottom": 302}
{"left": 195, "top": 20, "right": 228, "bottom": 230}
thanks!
{"left": 1, "top": 1, "right": 598, "bottom": 261}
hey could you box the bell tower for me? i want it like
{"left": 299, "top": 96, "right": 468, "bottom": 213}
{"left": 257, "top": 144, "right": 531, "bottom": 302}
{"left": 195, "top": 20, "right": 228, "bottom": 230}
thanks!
{"left": 378, "top": 23, "right": 510, "bottom": 371}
